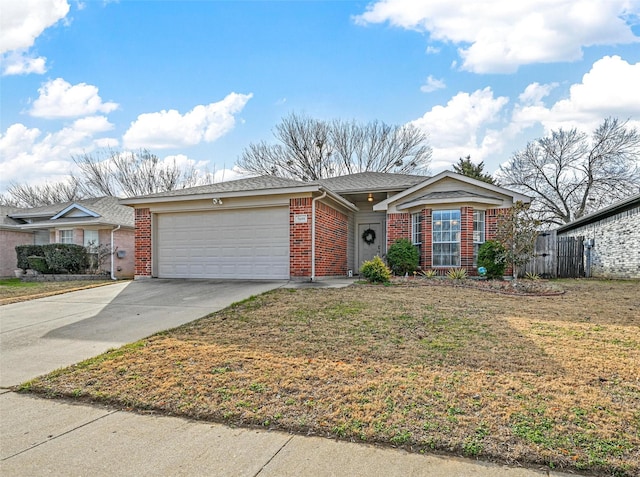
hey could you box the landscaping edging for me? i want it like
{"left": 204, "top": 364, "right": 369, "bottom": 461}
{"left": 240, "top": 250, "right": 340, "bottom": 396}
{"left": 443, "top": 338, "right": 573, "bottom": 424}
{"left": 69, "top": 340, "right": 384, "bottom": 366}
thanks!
{"left": 20, "top": 274, "right": 110, "bottom": 282}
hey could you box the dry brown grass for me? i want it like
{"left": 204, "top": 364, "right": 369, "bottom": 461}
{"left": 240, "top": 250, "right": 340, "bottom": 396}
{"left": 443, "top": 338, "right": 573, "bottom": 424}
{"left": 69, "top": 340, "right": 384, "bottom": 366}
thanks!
{"left": 19, "top": 279, "right": 640, "bottom": 476}
{"left": 0, "top": 278, "right": 115, "bottom": 305}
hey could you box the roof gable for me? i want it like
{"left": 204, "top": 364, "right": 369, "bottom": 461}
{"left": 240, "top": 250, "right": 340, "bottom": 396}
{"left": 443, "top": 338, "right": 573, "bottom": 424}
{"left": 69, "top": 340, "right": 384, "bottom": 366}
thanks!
{"left": 373, "top": 171, "right": 531, "bottom": 211}
{"left": 51, "top": 203, "right": 100, "bottom": 220}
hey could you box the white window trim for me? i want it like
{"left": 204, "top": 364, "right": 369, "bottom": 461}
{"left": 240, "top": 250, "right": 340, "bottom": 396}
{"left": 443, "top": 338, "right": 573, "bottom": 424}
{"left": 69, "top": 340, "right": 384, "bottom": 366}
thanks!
{"left": 411, "top": 212, "right": 422, "bottom": 245}
{"left": 59, "top": 229, "right": 74, "bottom": 244}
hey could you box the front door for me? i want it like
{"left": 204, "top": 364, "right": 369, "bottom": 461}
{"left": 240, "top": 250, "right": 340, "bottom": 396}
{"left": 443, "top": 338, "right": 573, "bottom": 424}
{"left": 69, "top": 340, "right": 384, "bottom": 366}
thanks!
{"left": 358, "top": 223, "right": 382, "bottom": 271}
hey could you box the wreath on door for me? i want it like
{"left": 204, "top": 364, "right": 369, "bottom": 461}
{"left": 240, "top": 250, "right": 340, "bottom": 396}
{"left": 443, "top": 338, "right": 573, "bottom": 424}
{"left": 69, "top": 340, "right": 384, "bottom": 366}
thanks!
{"left": 362, "top": 228, "right": 376, "bottom": 245}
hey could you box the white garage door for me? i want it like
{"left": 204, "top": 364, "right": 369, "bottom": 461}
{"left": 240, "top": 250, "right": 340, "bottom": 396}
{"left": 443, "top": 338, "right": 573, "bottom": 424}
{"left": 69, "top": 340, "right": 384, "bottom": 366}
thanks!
{"left": 156, "top": 207, "right": 289, "bottom": 279}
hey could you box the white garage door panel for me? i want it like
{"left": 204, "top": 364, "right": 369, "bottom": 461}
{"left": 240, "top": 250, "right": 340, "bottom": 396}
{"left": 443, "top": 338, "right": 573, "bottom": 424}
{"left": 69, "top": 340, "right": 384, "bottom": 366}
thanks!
{"left": 156, "top": 208, "right": 289, "bottom": 279}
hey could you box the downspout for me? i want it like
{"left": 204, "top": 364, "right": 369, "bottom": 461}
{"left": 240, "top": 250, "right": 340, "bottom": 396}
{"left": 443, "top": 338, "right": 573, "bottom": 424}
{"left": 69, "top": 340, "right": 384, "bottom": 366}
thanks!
{"left": 311, "top": 189, "right": 327, "bottom": 282}
{"left": 110, "top": 225, "right": 121, "bottom": 280}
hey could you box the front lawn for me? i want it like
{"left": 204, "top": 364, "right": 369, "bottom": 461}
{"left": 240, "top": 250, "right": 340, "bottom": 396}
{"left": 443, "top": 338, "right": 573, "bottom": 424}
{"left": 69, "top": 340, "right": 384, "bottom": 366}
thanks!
{"left": 0, "top": 278, "right": 116, "bottom": 304}
{"left": 19, "top": 280, "right": 640, "bottom": 476}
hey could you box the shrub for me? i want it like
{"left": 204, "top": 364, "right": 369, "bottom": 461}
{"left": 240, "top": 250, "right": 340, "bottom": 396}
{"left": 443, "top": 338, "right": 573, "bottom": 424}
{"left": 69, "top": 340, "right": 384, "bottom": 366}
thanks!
{"left": 386, "top": 238, "right": 419, "bottom": 276}
{"left": 477, "top": 240, "right": 506, "bottom": 279}
{"left": 419, "top": 269, "right": 438, "bottom": 278}
{"left": 27, "top": 256, "right": 50, "bottom": 274}
{"left": 360, "top": 255, "right": 391, "bottom": 284}
{"left": 15, "top": 245, "right": 43, "bottom": 270}
{"left": 446, "top": 268, "right": 467, "bottom": 280}
{"left": 42, "top": 244, "right": 88, "bottom": 273}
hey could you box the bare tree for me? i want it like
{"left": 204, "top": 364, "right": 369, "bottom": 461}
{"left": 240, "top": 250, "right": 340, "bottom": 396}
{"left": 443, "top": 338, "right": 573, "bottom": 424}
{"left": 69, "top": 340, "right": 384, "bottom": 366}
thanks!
{"left": 1, "top": 179, "right": 82, "bottom": 207}
{"left": 237, "top": 112, "right": 431, "bottom": 180}
{"left": 1, "top": 149, "right": 215, "bottom": 206}
{"left": 497, "top": 118, "right": 640, "bottom": 225}
{"left": 73, "top": 149, "right": 205, "bottom": 197}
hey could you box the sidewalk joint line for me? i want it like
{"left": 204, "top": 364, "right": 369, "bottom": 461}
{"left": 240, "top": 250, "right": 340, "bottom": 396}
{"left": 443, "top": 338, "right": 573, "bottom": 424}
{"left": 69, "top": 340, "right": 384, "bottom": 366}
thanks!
{"left": 1, "top": 408, "right": 120, "bottom": 461}
{"left": 253, "top": 434, "right": 294, "bottom": 476}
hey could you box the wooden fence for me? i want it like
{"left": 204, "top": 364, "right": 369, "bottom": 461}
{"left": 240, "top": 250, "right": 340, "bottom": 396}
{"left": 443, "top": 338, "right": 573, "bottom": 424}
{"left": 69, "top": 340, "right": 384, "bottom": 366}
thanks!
{"left": 519, "top": 231, "right": 584, "bottom": 278}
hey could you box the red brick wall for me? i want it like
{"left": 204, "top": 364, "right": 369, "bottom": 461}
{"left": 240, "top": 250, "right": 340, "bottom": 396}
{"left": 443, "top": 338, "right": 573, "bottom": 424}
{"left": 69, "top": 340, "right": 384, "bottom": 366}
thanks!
{"left": 134, "top": 208, "right": 152, "bottom": 277}
{"left": 421, "top": 209, "right": 432, "bottom": 269}
{"left": 460, "top": 206, "right": 474, "bottom": 271}
{"left": 486, "top": 208, "right": 512, "bottom": 276}
{"left": 387, "top": 213, "right": 410, "bottom": 249}
{"left": 290, "top": 198, "right": 312, "bottom": 277}
{"left": 315, "top": 201, "right": 348, "bottom": 276}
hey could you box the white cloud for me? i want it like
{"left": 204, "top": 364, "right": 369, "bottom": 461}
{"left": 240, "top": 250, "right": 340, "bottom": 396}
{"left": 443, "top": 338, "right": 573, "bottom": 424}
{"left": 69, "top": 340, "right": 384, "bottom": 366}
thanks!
{"left": 513, "top": 56, "right": 640, "bottom": 132}
{"left": 420, "top": 75, "right": 446, "bottom": 93}
{"left": 0, "top": 119, "right": 114, "bottom": 190}
{"left": 425, "top": 46, "right": 440, "bottom": 55}
{"left": 29, "top": 78, "right": 119, "bottom": 118}
{"left": 1, "top": 51, "right": 47, "bottom": 76}
{"left": 122, "top": 92, "right": 253, "bottom": 149}
{"left": 355, "top": 0, "right": 640, "bottom": 73}
{"left": 0, "top": 0, "right": 70, "bottom": 53}
{"left": 0, "top": 0, "right": 69, "bottom": 76}
{"left": 411, "top": 87, "right": 509, "bottom": 169}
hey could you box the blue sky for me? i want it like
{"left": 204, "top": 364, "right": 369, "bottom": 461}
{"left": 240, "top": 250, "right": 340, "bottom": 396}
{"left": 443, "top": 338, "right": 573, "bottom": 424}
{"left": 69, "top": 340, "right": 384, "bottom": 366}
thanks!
{"left": 1, "top": 0, "right": 639, "bottom": 193}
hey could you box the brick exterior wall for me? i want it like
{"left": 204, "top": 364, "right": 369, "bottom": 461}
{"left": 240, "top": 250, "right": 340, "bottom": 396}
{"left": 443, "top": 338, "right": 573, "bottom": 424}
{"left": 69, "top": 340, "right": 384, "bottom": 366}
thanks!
{"left": 559, "top": 206, "right": 640, "bottom": 279}
{"left": 485, "top": 208, "right": 512, "bottom": 277}
{"left": 460, "top": 207, "right": 474, "bottom": 271}
{"left": 387, "top": 213, "right": 410, "bottom": 249}
{"left": 315, "top": 201, "right": 348, "bottom": 276}
{"left": 387, "top": 206, "right": 513, "bottom": 276}
{"left": 0, "top": 230, "right": 33, "bottom": 277}
{"left": 290, "top": 198, "right": 312, "bottom": 278}
{"left": 134, "top": 208, "right": 152, "bottom": 277}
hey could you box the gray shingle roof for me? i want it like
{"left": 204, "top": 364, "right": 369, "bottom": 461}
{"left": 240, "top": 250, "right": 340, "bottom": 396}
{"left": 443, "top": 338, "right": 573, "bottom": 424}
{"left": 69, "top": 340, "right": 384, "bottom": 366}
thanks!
{"left": 8, "top": 197, "right": 134, "bottom": 228}
{"left": 128, "top": 175, "right": 311, "bottom": 199}
{"left": 318, "top": 172, "right": 428, "bottom": 193}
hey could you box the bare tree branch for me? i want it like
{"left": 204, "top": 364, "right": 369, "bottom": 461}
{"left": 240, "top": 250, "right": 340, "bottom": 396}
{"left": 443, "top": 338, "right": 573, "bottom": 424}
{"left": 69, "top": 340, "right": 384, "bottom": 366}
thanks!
{"left": 497, "top": 118, "right": 640, "bottom": 225}
{"left": 236, "top": 112, "right": 432, "bottom": 180}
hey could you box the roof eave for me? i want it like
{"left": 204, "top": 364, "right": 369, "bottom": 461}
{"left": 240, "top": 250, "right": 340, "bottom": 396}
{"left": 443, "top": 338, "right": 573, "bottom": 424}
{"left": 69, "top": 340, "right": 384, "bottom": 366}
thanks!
{"left": 120, "top": 185, "right": 322, "bottom": 206}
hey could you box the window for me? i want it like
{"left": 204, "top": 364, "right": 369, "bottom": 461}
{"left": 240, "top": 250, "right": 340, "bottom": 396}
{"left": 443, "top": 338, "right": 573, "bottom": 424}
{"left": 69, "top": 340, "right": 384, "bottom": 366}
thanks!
{"left": 411, "top": 212, "right": 422, "bottom": 245}
{"left": 473, "top": 210, "right": 485, "bottom": 266}
{"left": 59, "top": 230, "right": 74, "bottom": 244}
{"left": 432, "top": 210, "right": 460, "bottom": 267}
{"left": 84, "top": 230, "right": 99, "bottom": 250}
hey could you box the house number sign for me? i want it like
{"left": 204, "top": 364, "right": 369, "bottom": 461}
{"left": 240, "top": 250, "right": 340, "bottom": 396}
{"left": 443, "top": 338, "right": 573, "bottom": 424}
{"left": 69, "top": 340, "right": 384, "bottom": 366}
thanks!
{"left": 294, "top": 214, "right": 308, "bottom": 224}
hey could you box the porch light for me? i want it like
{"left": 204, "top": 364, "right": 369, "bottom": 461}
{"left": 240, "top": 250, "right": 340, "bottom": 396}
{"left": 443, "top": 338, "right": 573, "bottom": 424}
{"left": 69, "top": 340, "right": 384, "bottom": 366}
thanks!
{"left": 367, "top": 193, "right": 374, "bottom": 202}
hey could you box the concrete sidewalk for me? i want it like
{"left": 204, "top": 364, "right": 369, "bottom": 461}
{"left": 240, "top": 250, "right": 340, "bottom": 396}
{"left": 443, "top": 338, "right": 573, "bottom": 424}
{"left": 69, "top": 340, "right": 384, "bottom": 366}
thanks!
{"left": 1, "top": 392, "right": 575, "bottom": 477}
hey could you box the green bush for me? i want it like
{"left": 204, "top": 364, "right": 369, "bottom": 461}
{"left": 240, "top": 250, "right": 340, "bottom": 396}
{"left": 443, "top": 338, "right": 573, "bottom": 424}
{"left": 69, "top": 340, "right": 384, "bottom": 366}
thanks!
{"left": 360, "top": 255, "right": 391, "bottom": 284}
{"left": 386, "top": 238, "right": 419, "bottom": 276}
{"left": 477, "top": 240, "right": 507, "bottom": 279}
{"left": 42, "top": 244, "right": 88, "bottom": 273}
{"left": 27, "top": 256, "right": 50, "bottom": 274}
{"left": 15, "top": 245, "right": 43, "bottom": 270}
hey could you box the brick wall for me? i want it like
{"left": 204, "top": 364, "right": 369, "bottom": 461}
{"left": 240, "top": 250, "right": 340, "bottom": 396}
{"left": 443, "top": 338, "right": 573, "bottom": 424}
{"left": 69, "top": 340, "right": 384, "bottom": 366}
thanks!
{"left": 485, "top": 208, "right": 512, "bottom": 277}
{"left": 387, "top": 213, "right": 410, "bottom": 249}
{"left": 315, "top": 201, "right": 348, "bottom": 276}
{"left": 560, "top": 206, "right": 640, "bottom": 279}
{"left": 290, "top": 198, "right": 312, "bottom": 277}
{"left": 388, "top": 207, "right": 514, "bottom": 276}
{"left": 421, "top": 209, "right": 432, "bottom": 269}
{"left": 460, "top": 206, "right": 474, "bottom": 271}
{"left": 134, "top": 208, "right": 152, "bottom": 277}
{"left": 0, "top": 230, "right": 33, "bottom": 277}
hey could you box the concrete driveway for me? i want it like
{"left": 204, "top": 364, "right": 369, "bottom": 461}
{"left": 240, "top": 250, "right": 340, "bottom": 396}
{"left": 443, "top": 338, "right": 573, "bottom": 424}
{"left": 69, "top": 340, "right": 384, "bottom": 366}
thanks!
{"left": 0, "top": 279, "right": 285, "bottom": 388}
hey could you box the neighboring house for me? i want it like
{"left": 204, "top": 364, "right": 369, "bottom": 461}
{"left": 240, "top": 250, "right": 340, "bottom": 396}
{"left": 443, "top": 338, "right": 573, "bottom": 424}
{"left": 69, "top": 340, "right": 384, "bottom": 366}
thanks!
{"left": 556, "top": 193, "right": 640, "bottom": 279}
{"left": 121, "top": 171, "right": 530, "bottom": 280}
{"left": 0, "top": 197, "right": 135, "bottom": 278}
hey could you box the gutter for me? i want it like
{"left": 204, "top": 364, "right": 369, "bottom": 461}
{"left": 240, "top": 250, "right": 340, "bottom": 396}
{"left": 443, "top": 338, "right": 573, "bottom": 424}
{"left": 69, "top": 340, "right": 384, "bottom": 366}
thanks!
{"left": 310, "top": 189, "right": 327, "bottom": 282}
{"left": 110, "top": 225, "right": 121, "bottom": 280}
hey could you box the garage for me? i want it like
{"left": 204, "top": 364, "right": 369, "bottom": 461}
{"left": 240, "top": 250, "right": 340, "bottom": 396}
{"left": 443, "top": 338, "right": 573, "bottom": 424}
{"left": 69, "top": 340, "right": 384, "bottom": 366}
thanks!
{"left": 155, "top": 207, "right": 289, "bottom": 279}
